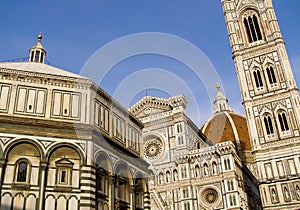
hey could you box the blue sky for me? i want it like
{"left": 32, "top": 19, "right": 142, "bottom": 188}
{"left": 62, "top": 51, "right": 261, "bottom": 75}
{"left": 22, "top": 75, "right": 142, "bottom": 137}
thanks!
{"left": 0, "top": 1, "right": 299, "bottom": 125}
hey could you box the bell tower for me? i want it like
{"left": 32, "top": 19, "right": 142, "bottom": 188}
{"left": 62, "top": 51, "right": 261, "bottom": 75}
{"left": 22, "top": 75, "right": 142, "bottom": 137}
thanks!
{"left": 221, "top": 0, "right": 300, "bottom": 209}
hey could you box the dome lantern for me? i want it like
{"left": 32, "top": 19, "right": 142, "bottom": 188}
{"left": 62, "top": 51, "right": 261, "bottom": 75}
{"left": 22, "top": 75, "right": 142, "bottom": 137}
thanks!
{"left": 29, "top": 33, "right": 46, "bottom": 63}
{"left": 213, "top": 83, "right": 232, "bottom": 114}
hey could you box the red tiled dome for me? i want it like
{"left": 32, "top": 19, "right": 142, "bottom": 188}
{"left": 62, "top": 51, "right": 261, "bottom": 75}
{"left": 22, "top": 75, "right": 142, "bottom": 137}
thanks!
{"left": 200, "top": 112, "right": 252, "bottom": 151}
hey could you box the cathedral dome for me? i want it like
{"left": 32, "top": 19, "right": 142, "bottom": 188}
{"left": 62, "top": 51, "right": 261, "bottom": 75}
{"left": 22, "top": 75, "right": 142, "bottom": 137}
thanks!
{"left": 200, "top": 111, "right": 251, "bottom": 151}
{"left": 200, "top": 84, "right": 253, "bottom": 164}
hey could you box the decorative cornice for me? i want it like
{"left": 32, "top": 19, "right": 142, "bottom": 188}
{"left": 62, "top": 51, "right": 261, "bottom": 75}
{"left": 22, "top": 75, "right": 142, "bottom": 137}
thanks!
{"left": 0, "top": 67, "right": 92, "bottom": 90}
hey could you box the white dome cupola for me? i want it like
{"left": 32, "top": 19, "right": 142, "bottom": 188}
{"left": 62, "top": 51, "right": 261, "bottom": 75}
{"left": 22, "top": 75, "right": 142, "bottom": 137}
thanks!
{"left": 29, "top": 33, "right": 46, "bottom": 63}
{"left": 213, "top": 83, "right": 232, "bottom": 114}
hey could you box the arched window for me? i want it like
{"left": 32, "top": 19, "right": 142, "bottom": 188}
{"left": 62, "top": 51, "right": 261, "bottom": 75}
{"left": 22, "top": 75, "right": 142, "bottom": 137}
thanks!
{"left": 267, "top": 66, "right": 277, "bottom": 85}
{"left": 278, "top": 112, "right": 289, "bottom": 132}
{"left": 253, "top": 70, "right": 263, "bottom": 88}
{"left": 166, "top": 171, "right": 171, "bottom": 183}
{"left": 264, "top": 115, "right": 274, "bottom": 135}
{"left": 243, "top": 13, "right": 263, "bottom": 43}
{"left": 17, "top": 161, "right": 28, "bottom": 182}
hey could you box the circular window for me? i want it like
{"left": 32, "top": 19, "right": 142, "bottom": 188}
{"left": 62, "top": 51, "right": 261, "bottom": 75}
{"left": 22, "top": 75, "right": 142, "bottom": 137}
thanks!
{"left": 202, "top": 188, "right": 219, "bottom": 206}
{"left": 144, "top": 139, "right": 162, "bottom": 160}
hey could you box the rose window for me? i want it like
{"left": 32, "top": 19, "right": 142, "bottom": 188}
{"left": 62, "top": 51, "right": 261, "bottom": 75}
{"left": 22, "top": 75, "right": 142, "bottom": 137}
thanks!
{"left": 202, "top": 188, "right": 219, "bottom": 206}
{"left": 144, "top": 139, "right": 162, "bottom": 160}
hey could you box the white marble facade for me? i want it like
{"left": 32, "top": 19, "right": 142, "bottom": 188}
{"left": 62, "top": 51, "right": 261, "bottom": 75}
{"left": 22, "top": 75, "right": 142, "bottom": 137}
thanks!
{"left": 0, "top": 36, "right": 149, "bottom": 210}
{"left": 130, "top": 95, "right": 261, "bottom": 209}
{"left": 1, "top": 1, "right": 300, "bottom": 209}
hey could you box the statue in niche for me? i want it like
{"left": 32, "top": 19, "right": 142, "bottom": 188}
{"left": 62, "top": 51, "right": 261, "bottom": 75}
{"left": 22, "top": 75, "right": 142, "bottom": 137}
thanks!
{"left": 173, "top": 170, "right": 178, "bottom": 181}
{"left": 277, "top": 161, "right": 284, "bottom": 177}
{"left": 271, "top": 188, "right": 278, "bottom": 202}
{"left": 283, "top": 187, "right": 290, "bottom": 200}
{"left": 296, "top": 185, "right": 300, "bottom": 199}
{"left": 266, "top": 164, "right": 273, "bottom": 179}
{"left": 203, "top": 164, "right": 209, "bottom": 176}
{"left": 212, "top": 162, "right": 217, "bottom": 174}
{"left": 195, "top": 166, "right": 200, "bottom": 177}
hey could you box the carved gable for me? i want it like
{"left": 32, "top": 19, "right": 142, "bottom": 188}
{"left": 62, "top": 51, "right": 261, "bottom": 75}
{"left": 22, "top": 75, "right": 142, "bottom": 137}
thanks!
{"left": 236, "top": 0, "right": 258, "bottom": 12}
{"left": 130, "top": 95, "right": 187, "bottom": 118}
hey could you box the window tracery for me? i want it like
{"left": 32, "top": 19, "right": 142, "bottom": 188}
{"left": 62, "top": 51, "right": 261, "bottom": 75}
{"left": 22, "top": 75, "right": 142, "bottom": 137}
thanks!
{"left": 263, "top": 115, "right": 274, "bottom": 135}
{"left": 253, "top": 69, "right": 263, "bottom": 89}
{"left": 243, "top": 11, "right": 263, "bottom": 43}
{"left": 278, "top": 111, "right": 289, "bottom": 132}
{"left": 266, "top": 66, "right": 277, "bottom": 85}
{"left": 201, "top": 188, "right": 219, "bottom": 207}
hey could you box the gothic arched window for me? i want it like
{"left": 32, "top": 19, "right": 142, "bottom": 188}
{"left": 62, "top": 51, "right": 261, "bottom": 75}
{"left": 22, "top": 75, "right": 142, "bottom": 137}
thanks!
{"left": 266, "top": 66, "right": 277, "bottom": 85}
{"left": 243, "top": 13, "right": 263, "bottom": 43}
{"left": 17, "top": 161, "right": 28, "bottom": 182}
{"left": 264, "top": 115, "right": 274, "bottom": 135}
{"left": 278, "top": 112, "right": 289, "bottom": 132}
{"left": 166, "top": 170, "right": 171, "bottom": 183}
{"left": 253, "top": 70, "right": 263, "bottom": 88}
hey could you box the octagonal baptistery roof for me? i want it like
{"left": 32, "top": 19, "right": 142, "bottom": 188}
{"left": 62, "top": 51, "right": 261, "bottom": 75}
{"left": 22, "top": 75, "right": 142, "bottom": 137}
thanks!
{"left": 0, "top": 62, "right": 87, "bottom": 79}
